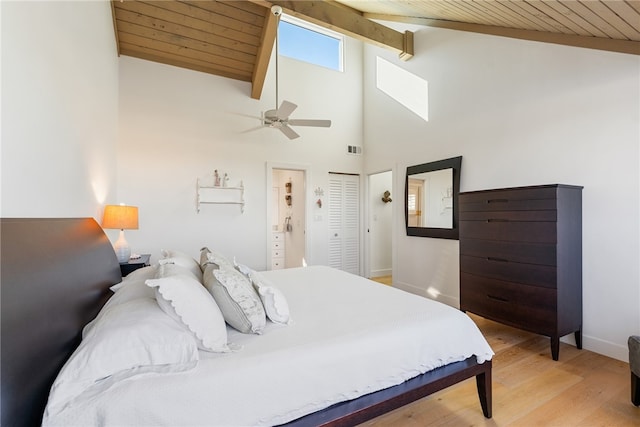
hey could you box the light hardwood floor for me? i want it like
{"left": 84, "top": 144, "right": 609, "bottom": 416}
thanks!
{"left": 371, "top": 275, "right": 393, "bottom": 286}
{"left": 358, "top": 307, "right": 639, "bottom": 426}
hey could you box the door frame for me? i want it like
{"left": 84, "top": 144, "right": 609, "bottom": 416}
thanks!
{"left": 364, "top": 169, "right": 393, "bottom": 279}
{"left": 266, "top": 162, "right": 311, "bottom": 269}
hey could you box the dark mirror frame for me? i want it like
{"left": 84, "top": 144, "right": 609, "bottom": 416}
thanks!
{"left": 405, "top": 156, "right": 462, "bottom": 240}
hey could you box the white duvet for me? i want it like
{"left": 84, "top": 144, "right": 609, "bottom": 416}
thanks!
{"left": 44, "top": 266, "right": 493, "bottom": 426}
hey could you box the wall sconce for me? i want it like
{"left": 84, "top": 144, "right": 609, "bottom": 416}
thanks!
{"left": 382, "top": 190, "right": 392, "bottom": 203}
{"left": 285, "top": 195, "right": 292, "bottom": 206}
{"left": 102, "top": 204, "right": 139, "bottom": 263}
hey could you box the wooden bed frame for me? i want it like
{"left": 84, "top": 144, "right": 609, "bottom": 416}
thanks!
{"left": 0, "top": 218, "right": 492, "bottom": 427}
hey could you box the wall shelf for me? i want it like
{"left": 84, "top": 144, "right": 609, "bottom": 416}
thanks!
{"left": 197, "top": 179, "right": 244, "bottom": 213}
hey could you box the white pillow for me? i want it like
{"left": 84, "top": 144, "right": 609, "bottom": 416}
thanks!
{"left": 159, "top": 249, "right": 202, "bottom": 281}
{"left": 46, "top": 299, "right": 199, "bottom": 417}
{"left": 110, "top": 265, "right": 158, "bottom": 292}
{"left": 146, "top": 273, "right": 230, "bottom": 352}
{"left": 249, "top": 271, "right": 291, "bottom": 325}
{"left": 206, "top": 268, "right": 266, "bottom": 334}
{"left": 155, "top": 262, "right": 200, "bottom": 283}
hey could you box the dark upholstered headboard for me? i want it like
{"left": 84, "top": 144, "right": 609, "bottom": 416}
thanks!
{"left": 1, "top": 218, "right": 122, "bottom": 427}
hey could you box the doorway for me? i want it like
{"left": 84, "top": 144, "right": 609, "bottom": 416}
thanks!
{"left": 267, "top": 164, "right": 308, "bottom": 270}
{"left": 367, "top": 170, "right": 393, "bottom": 281}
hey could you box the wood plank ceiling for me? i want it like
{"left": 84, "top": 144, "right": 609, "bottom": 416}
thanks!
{"left": 111, "top": 1, "right": 640, "bottom": 100}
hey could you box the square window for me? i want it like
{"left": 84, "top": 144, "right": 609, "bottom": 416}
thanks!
{"left": 279, "top": 16, "right": 344, "bottom": 72}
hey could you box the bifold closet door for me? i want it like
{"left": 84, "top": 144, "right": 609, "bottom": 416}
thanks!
{"left": 328, "top": 173, "right": 360, "bottom": 274}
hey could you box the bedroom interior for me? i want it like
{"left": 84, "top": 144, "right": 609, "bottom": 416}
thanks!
{"left": 1, "top": 0, "right": 639, "bottom": 425}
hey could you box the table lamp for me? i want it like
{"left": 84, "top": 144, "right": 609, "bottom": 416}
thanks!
{"left": 102, "top": 204, "right": 139, "bottom": 263}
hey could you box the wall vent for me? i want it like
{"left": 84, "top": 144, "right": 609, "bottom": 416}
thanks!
{"left": 347, "top": 145, "right": 362, "bottom": 155}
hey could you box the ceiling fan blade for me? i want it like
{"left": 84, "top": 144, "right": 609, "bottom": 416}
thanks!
{"left": 288, "top": 119, "right": 332, "bottom": 128}
{"left": 279, "top": 124, "right": 300, "bottom": 140}
{"left": 276, "top": 100, "right": 297, "bottom": 119}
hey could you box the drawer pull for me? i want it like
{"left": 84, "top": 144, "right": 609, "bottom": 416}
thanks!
{"left": 487, "top": 256, "right": 509, "bottom": 263}
{"left": 487, "top": 294, "right": 509, "bottom": 303}
{"left": 486, "top": 218, "right": 509, "bottom": 223}
{"left": 487, "top": 198, "right": 509, "bottom": 204}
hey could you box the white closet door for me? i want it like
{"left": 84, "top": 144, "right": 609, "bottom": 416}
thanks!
{"left": 328, "top": 173, "right": 360, "bottom": 274}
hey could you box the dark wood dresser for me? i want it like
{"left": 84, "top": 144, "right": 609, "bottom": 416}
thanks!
{"left": 459, "top": 184, "right": 583, "bottom": 360}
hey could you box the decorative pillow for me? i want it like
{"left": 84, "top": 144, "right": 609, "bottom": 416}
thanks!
{"left": 205, "top": 268, "right": 266, "bottom": 334}
{"left": 159, "top": 249, "right": 202, "bottom": 281}
{"left": 233, "top": 257, "right": 254, "bottom": 278}
{"left": 199, "top": 246, "right": 212, "bottom": 270}
{"left": 249, "top": 271, "right": 291, "bottom": 325}
{"left": 208, "top": 251, "right": 234, "bottom": 270}
{"left": 46, "top": 299, "right": 199, "bottom": 417}
{"left": 146, "top": 272, "right": 229, "bottom": 352}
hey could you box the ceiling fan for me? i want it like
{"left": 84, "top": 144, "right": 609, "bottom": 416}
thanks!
{"left": 260, "top": 5, "right": 331, "bottom": 140}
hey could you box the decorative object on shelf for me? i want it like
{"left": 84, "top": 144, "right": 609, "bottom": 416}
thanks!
{"left": 197, "top": 177, "right": 244, "bottom": 213}
{"left": 214, "top": 170, "right": 221, "bottom": 187}
{"left": 382, "top": 190, "right": 392, "bottom": 203}
{"left": 101, "top": 204, "right": 139, "bottom": 263}
{"left": 316, "top": 198, "right": 322, "bottom": 208}
{"left": 223, "top": 173, "right": 229, "bottom": 187}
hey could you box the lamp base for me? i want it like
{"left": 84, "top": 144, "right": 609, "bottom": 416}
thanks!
{"left": 113, "top": 229, "right": 131, "bottom": 263}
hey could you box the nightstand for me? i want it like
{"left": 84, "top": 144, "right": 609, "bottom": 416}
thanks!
{"left": 120, "top": 254, "right": 151, "bottom": 277}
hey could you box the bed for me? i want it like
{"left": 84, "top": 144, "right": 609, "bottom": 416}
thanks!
{"left": 1, "top": 218, "right": 493, "bottom": 427}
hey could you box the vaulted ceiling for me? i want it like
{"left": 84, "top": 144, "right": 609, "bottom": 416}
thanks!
{"left": 110, "top": 1, "right": 640, "bottom": 99}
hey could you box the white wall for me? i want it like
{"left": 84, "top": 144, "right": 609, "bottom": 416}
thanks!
{"left": 368, "top": 170, "right": 392, "bottom": 277}
{"left": 363, "top": 27, "right": 640, "bottom": 361}
{"left": 117, "top": 35, "right": 363, "bottom": 269}
{"left": 1, "top": 1, "right": 118, "bottom": 219}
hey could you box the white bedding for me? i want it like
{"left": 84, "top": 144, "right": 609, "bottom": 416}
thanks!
{"left": 44, "top": 265, "right": 493, "bottom": 427}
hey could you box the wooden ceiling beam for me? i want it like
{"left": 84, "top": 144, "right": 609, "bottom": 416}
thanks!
{"left": 251, "top": 8, "right": 278, "bottom": 99}
{"left": 250, "top": 0, "right": 414, "bottom": 60}
{"left": 365, "top": 13, "right": 640, "bottom": 56}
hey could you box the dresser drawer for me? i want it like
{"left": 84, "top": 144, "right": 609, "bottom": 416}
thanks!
{"left": 273, "top": 232, "right": 284, "bottom": 242}
{"left": 272, "top": 249, "right": 284, "bottom": 259}
{"left": 272, "top": 241, "right": 284, "bottom": 250}
{"left": 460, "top": 239, "right": 557, "bottom": 266}
{"left": 460, "top": 210, "right": 557, "bottom": 222}
{"left": 461, "top": 255, "right": 557, "bottom": 288}
{"left": 459, "top": 220, "right": 556, "bottom": 243}
{"left": 460, "top": 273, "right": 556, "bottom": 333}
{"left": 271, "top": 259, "right": 285, "bottom": 270}
{"left": 460, "top": 187, "right": 558, "bottom": 212}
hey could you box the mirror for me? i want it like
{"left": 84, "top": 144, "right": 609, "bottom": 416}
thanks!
{"left": 405, "top": 156, "right": 462, "bottom": 240}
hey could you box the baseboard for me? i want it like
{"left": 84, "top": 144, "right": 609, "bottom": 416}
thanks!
{"left": 581, "top": 335, "right": 629, "bottom": 363}
{"left": 393, "top": 280, "right": 458, "bottom": 308}
{"left": 370, "top": 268, "right": 391, "bottom": 278}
